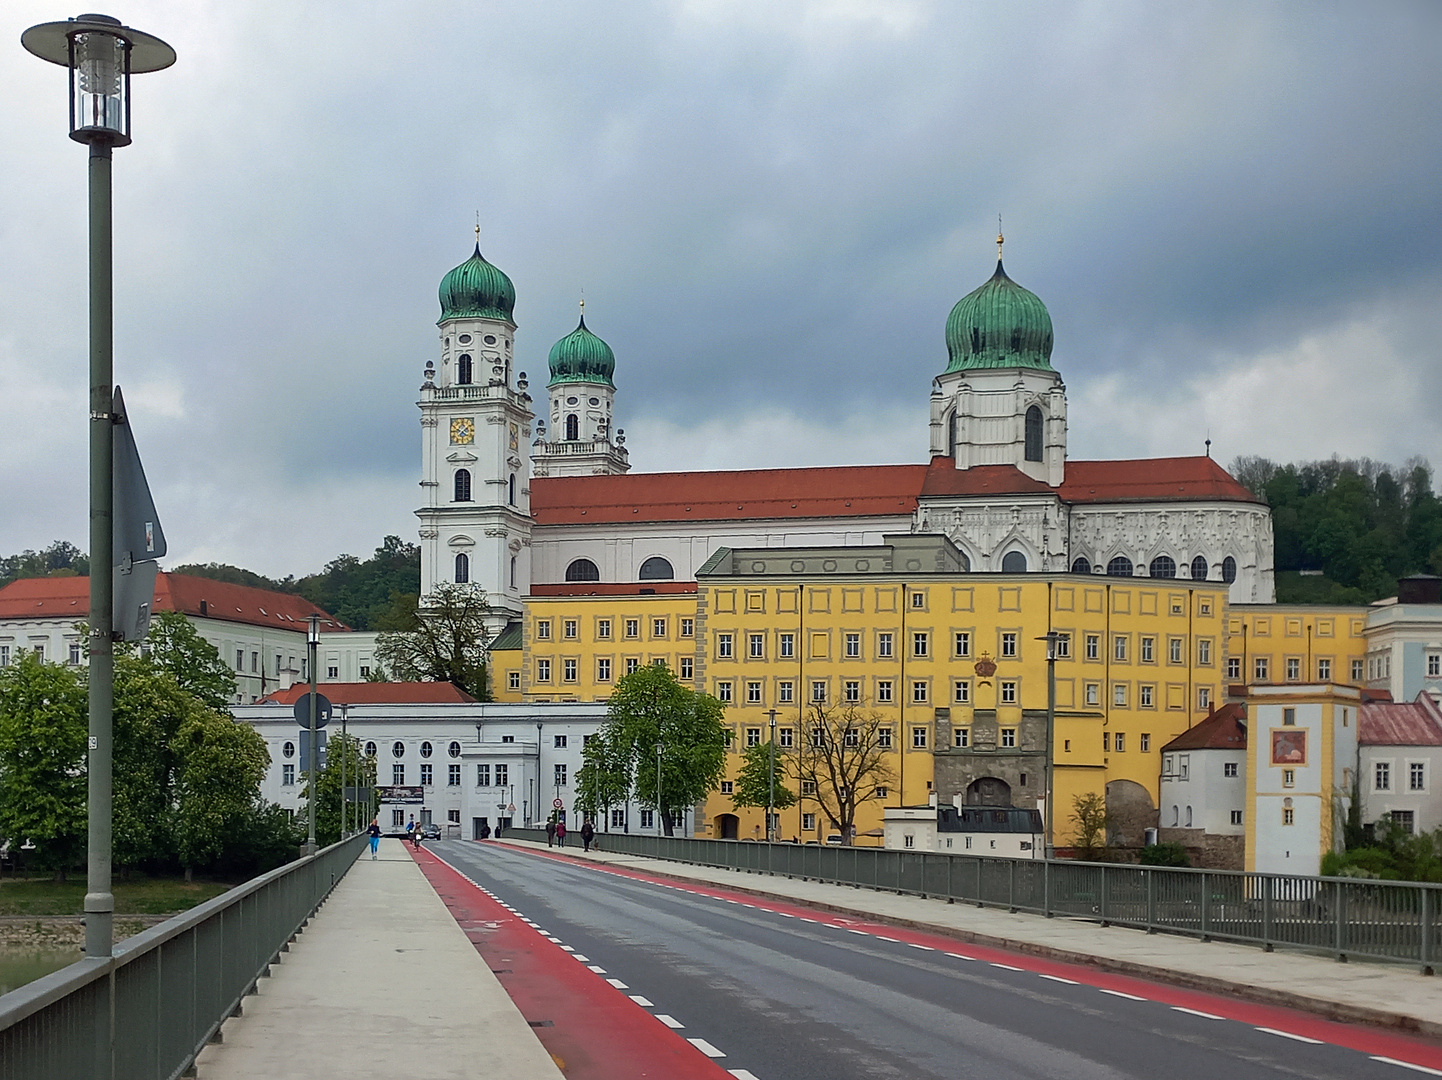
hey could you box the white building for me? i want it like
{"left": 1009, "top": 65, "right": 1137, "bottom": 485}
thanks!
{"left": 1157, "top": 703, "right": 1247, "bottom": 868}
{"left": 1364, "top": 576, "right": 1442, "bottom": 706}
{"left": 883, "top": 798, "right": 1043, "bottom": 857}
{"left": 1358, "top": 693, "right": 1442, "bottom": 836}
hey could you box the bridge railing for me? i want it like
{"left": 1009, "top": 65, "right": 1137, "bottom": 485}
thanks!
{"left": 510, "top": 829, "right": 1439, "bottom": 971}
{"left": 0, "top": 832, "right": 367, "bottom": 1080}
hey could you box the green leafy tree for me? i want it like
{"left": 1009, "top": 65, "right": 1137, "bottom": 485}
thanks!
{"left": 169, "top": 562, "right": 292, "bottom": 591}
{"left": 296, "top": 535, "right": 420, "bottom": 630}
{"left": 140, "top": 610, "right": 236, "bottom": 711}
{"left": 303, "top": 732, "right": 378, "bottom": 847}
{"left": 0, "top": 653, "right": 88, "bottom": 878}
{"left": 1068, "top": 792, "right": 1113, "bottom": 861}
{"left": 576, "top": 732, "right": 633, "bottom": 826}
{"left": 588, "top": 664, "right": 727, "bottom": 836}
{"left": 785, "top": 703, "right": 894, "bottom": 845}
{"left": 0, "top": 540, "right": 89, "bottom": 586}
{"left": 374, "top": 583, "right": 493, "bottom": 700}
{"left": 172, "top": 710, "right": 271, "bottom": 880}
{"left": 730, "top": 740, "right": 796, "bottom": 826}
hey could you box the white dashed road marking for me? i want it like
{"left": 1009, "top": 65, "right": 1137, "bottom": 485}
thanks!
{"left": 606, "top": 978, "right": 629, "bottom": 989}
{"left": 655, "top": 1014, "right": 685, "bottom": 1029}
{"left": 907, "top": 943, "right": 935, "bottom": 951}
{"left": 628, "top": 995, "right": 654, "bottom": 1007}
{"left": 1255, "top": 1027, "right": 1322, "bottom": 1044}
{"left": 1039, "top": 974, "right": 1079, "bottom": 984}
{"left": 1098, "top": 989, "right": 1147, "bottom": 1001}
{"left": 990, "top": 963, "right": 1022, "bottom": 971}
{"left": 1171, "top": 1007, "right": 1223, "bottom": 1020}
{"left": 729, "top": 1071, "right": 763, "bottom": 1080}
{"left": 587, "top": 965, "right": 607, "bottom": 973}
{"left": 689, "top": 1038, "right": 727, "bottom": 1058}
{"left": 1370, "top": 1057, "right": 1442, "bottom": 1076}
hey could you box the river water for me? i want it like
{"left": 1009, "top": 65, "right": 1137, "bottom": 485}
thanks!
{"left": 0, "top": 945, "right": 81, "bottom": 995}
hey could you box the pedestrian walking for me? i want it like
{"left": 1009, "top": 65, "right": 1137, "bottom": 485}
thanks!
{"left": 555, "top": 819, "right": 567, "bottom": 847}
{"left": 545, "top": 820, "right": 557, "bottom": 847}
{"left": 368, "top": 818, "right": 381, "bottom": 859}
{"left": 580, "top": 819, "right": 595, "bottom": 852}
{"left": 478, "top": 821, "right": 491, "bottom": 840}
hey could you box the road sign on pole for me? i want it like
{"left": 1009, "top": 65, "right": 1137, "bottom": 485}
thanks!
{"left": 553, "top": 798, "right": 564, "bottom": 809}
{"left": 293, "top": 692, "right": 333, "bottom": 729}
{"left": 112, "top": 386, "right": 166, "bottom": 643}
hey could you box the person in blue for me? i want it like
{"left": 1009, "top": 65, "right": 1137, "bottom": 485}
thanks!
{"left": 368, "top": 818, "right": 381, "bottom": 859}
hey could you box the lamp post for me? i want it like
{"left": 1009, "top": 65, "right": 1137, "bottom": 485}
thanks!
{"left": 766, "top": 708, "right": 778, "bottom": 842}
{"left": 306, "top": 613, "right": 320, "bottom": 855}
{"left": 339, "top": 702, "right": 348, "bottom": 837}
{"left": 22, "top": 13, "right": 174, "bottom": 964}
{"left": 1037, "top": 630, "right": 1060, "bottom": 858}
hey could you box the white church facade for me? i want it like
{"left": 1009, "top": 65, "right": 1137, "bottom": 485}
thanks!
{"left": 415, "top": 232, "right": 1274, "bottom": 619}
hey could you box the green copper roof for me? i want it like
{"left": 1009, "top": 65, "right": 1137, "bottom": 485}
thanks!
{"left": 944, "top": 260, "right": 1054, "bottom": 373}
{"left": 438, "top": 244, "right": 516, "bottom": 324}
{"left": 547, "top": 315, "right": 615, "bottom": 388}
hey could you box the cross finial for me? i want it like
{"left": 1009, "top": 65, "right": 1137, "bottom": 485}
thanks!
{"left": 997, "top": 214, "right": 1004, "bottom": 260}
{"left": 579, "top": 289, "right": 585, "bottom": 322}
{"left": 474, "top": 213, "right": 480, "bottom": 243}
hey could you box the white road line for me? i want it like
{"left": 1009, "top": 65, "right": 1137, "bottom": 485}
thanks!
{"left": 907, "top": 943, "right": 935, "bottom": 951}
{"left": 777, "top": 912, "right": 795, "bottom": 918}
{"left": 688, "top": 1038, "right": 727, "bottom": 1058}
{"left": 560, "top": 945, "right": 575, "bottom": 952}
{"left": 1255, "top": 1027, "right": 1322, "bottom": 1044}
{"left": 628, "top": 995, "right": 654, "bottom": 1007}
{"left": 990, "top": 963, "right": 1023, "bottom": 971}
{"left": 1171, "top": 1007, "right": 1224, "bottom": 1020}
{"left": 1370, "top": 1057, "right": 1442, "bottom": 1076}
{"left": 1098, "top": 989, "right": 1147, "bottom": 1001}
{"left": 1039, "top": 974, "right": 1079, "bottom": 984}
{"left": 846, "top": 929, "right": 869, "bottom": 935}
{"left": 725, "top": 899, "right": 740, "bottom": 904}
{"left": 877, "top": 936, "right": 900, "bottom": 943}
{"left": 572, "top": 954, "right": 590, "bottom": 962}
{"left": 587, "top": 965, "right": 607, "bottom": 973}
{"left": 606, "top": 978, "right": 629, "bottom": 989}
{"left": 655, "top": 1014, "right": 685, "bottom": 1029}
{"left": 946, "top": 953, "right": 975, "bottom": 961}
{"left": 729, "top": 1071, "right": 763, "bottom": 1080}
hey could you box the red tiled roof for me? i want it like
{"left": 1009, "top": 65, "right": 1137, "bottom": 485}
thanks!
{"left": 1360, "top": 695, "right": 1442, "bottom": 746}
{"left": 919, "top": 459, "right": 1052, "bottom": 497}
{"left": 531, "top": 464, "right": 927, "bottom": 525}
{"left": 1160, "top": 702, "right": 1247, "bottom": 752}
{"left": 0, "top": 573, "right": 348, "bottom": 632}
{"left": 1059, "top": 457, "right": 1259, "bottom": 504}
{"left": 259, "top": 682, "right": 476, "bottom": 705}
{"left": 529, "top": 582, "right": 699, "bottom": 597}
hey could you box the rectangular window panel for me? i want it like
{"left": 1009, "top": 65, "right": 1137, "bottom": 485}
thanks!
{"left": 779, "top": 727, "right": 794, "bottom": 748}
{"left": 1140, "top": 733, "right": 1150, "bottom": 752}
{"left": 954, "top": 727, "right": 969, "bottom": 748}
{"left": 811, "top": 680, "right": 828, "bottom": 703}
{"left": 1286, "top": 657, "right": 1301, "bottom": 681}
{"left": 877, "top": 727, "right": 893, "bottom": 749}
{"left": 1114, "top": 636, "right": 1128, "bottom": 662}
{"left": 1114, "top": 733, "right": 1125, "bottom": 752}
{"left": 564, "top": 619, "right": 578, "bottom": 639}
{"left": 394, "top": 764, "right": 405, "bottom": 785}
{"left": 680, "top": 657, "right": 694, "bottom": 679}
{"left": 448, "top": 764, "right": 461, "bottom": 786}
{"left": 954, "top": 631, "right": 971, "bottom": 657}
{"left": 1000, "top": 728, "right": 1016, "bottom": 748}
{"left": 625, "top": 619, "right": 640, "bottom": 639}
{"left": 1113, "top": 683, "right": 1127, "bottom": 707}
{"left": 1227, "top": 657, "right": 1242, "bottom": 679}
{"left": 1198, "top": 686, "right": 1211, "bottom": 711}
{"left": 1197, "top": 639, "right": 1211, "bottom": 665}
{"left": 1410, "top": 762, "right": 1425, "bottom": 791}
{"left": 420, "top": 764, "right": 433, "bottom": 786}
{"left": 779, "top": 633, "right": 795, "bottom": 658}
{"left": 596, "top": 619, "right": 612, "bottom": 639}
{"left": 953, "top": 679, "right": 971, "bottom": 704}
{"left": 717, "top": 634, "right": 733, "bottom": 658}
{"left": 563, "top": 659, "right": 577, "bottom": 682}
{"left": 477, "top": 764, "right": 491, "bottom": 786}
{"left": 1139, "top": 684, "right": 1154, "bottom": 708}
{"left": 282, "top": 764, "right": 295, "bottom": 786}
{"left": 1086, "top": 635, "right": 1099, "bottom": 660}
{"left": 876, "top": 680, "right": 893, "bottom": 703}
{"left": 1317, "top": 658, "right": 1331, "bottom": 681}
{"left": 1375, "top": 762, "right": 1391, "bottom": 790}
{"left": 554, "top": 763, "right": 568, "bottom": 787}
{"left": 1000, "top": 680, "right": 1017, "bottom": 704}
{"left": 911, "top": 680, "right": 928, "bottom": 704}
{"left": 717, "top": 681, "right": 734, "bottom": 703}
{"left": 1352, "top": 659, "right": 1364, "bottom": 681}
{"left": 654, "top": 618, "right": 668, "bottom": 638}
{"left": 749, "top": 633, "right": 765, "bottom": 658}
{"left": 680, "top": 618, "right": 694, "bottom": 637}
{"left": 912, "top": 726, "right": 928, "bottom": 749}
{"left": 1254, "top": 657, "right": 1269, "bottom": 680}
{"left": 626, "top": 658, "right": 640, "bottom": 675}
{"left": 536, "top": 658, "right": 551, "bottom": 682}
{"left": 845, "top": 633, "right": 861, "bottom": 658}
{"left": 802, "top": 813, "right": 816, "bottom": 831}
{"left": 1085, "top": 683, "right": 1099, "bottom": 706}
{"left": 536, "top": 620, "right": 551, "bottom": 640}
{"left": 1001, "top": 632, "right": 1017, "bottom": 658}
{"left": 495, "top": 764, "right": 508, "bottom": 786}
{"left": 913, "top": 632, "right": 929, "bottom": 658}
{"left": 877, "top": 633, "right": 893, "bottom": 658}
{"left": 746, "top": 727, "right": 761, "bottom": 747}
{"left": 597, "top": 657, "right": 612, "bottom": 681}
{"left": 1055, "top": 633, "right": 1070, "bottom": 659}
{"left": 747, "top": 680, "right": 763, "bottom": 704}
{"left": 778, "top": 680, "right": 793, "bottom": 702}
{"left": 844, "top": 680, "right": 860, "bottom": 703}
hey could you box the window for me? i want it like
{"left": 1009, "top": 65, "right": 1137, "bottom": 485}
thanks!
{"left": 845, "top": 633, "right": 861, "bottom": 658}
{"left": 877, "top": 632, "right": 893, "bottom": 658}
{"left": 1230, "top": 809, "right": 1243, "bottom": 826}
{"left": 680, "top": 657, "right": 694, "bottom": 679}
{"left": 1282, "top": 706, "right": 1296, "bottom": 726}
{"left": 282, "top": 764, "right": 295, "bottom": 786}
{"left": 876, "top": 679, "right": 893, "bottom": 703}
{"left": 717, "top": 633, "right": 734, "bottom": 658}
{"left": 1282, "top": 768, "right": 1295, "bottom": 788}
{"left": 535, "top": 619, "right": 552, "bottom": 641}
{"left": 1198, "top": 640, "right": 1212, "bottom": 666}
{"left": 1352, "top": 659, "right": 1365, "bottom": 681}
{"left": 948, "top": 631, "right": 970, "bottom": 659}
{"left": 1024, "top": 405, "right": 1043, "bottom": 461}
{"left": 638, "top": 556, "right": 674, "bottom": 581}
{"left": 719, "top": 781, "right": 733, "bottom": 795}
{"left": 1411, "top": 762, "right": 1426, "bottom": 791}
{"left": 450, "top": 551, "right": 469, "bottom": 584}
{"left": 508, "top": 670, "right": 521, "bottom": 691}
{"left": 565, "top": 558, "right": 600, "bottom": 582}
{"left": 911, "top": 680, "right": 929, "bottom": 704}
{"left": 1430, "top": 654, "right": 1442, "bottom": 678}
{"left": 1191, "top": 555, "right": 1208, "bottom": 581}
{"left": 1375, "top": 762, "right": 1391, "bottom": 791}
{"left": 392, "top": 741, "right": 405, "bottom": 758}
{"left": 1085, "top": 683, "right": 1099, "bottom": 706}
{"left": 1107, "top": 555, "right": 1133, "bottom": 577}
{"left": 420, "top": 764, "right": 433, "bottom": 786}
{"left": 555, "top": 764, "right": 568, "bottom": 787}
{"left": 444, "top": 740, "right": 460, "bottom": 759}
{"left": 1000, "top": 680, "right": 1017, "bottom": 704}
{"left": 1072, "top": 556, "right": 1092, "bottom": 574}
{"left": 1141, "top": 636, "right": 1156, "bottom": 663}
{"left": 843, "top": 727, "right": 859, "bottom": 747}
{"left": 777, "top": 679, "right": 793, "bottom": 702}
{"left": 64, "top": 641, "right": 85, "bottom": 665}
{"left": 877, "top": 727, "right": 893, "bottom": 749}
{"left": 1169, "top": 638, "right": 1184, "bottom": 664}
{"left": 454, "top": 469, "right": 472, "bottom": 501}
{"left": 777, "top": 727, "right": 794, "bottom": 748}
{"left": 1282, "top": 806, "right": 1294, "bottom": 826}
{"left": 1085, "top": 634, "right": 1100, "bottom": 660}
{"left": 561, "top": 619, "right": 577, "bottom": 640}
{"left": 843, "top": 680, "right": 860, "bottom": 703}
{"left": 393, "top": 764, "right": 405, "bottom": 784}
{"left": 640, "top": 809, "right": 655, "bottom": 829}
{"left": 717, "top": 681, "right": 733, "bottom": 703}
{"left": 1224, "top": 761, "right": 1239, "bottom": 777}
{"left": 810, "top": 726, "right": 826, "bottom": 749}
{"left": 457, "top": 354, "right": 473, "bottom": 383}
{"left": 954, "top": 727, "right": 970, "bottom": 748}
{"left": 654, "top": 618, "right": 669, "bottom": 639}
{"left": 811, "top": 680, "right": 828, "bottom": 703}
{"left": 680, "top": 618, "right": 694, "bottom": 638}
{"left": 501, "top": 736, "right": 515, "bottom": 744}
{"left": 1001, "top": 632, "right": 1017, "bottom": 658}
{"left": 236, "top": 649, "right": 244, "bottom": 671}
{"left": 1054, "top": 633, "right": 1070, "bottom": 658}
{"left": 1113, "top": 683, "right": 1128, "bottom": 707}
{"left": 448, "top": 764, "right": 461, "bottom": 786}
{"left": 564, "top": 413, "right": 579, "bottom": 440}
{"left": 476, "top": 764, "right": 491, "bottom": 786}
{"left": 749, "top": 633, "right": 764, "bottom": 658}
{"left": 875, "top": 786, "right": 889, "bottom": 798}
{"left": 1103, "top": 732, "right": 1110, "bottom": 752}
{"left": 1149, "top": 555, "right": 1176, "bottom": 579}
{"left": 593, "top": 618, "right": 612, "bottom": 640}
{"left": 364, "top": 741, "right": 377, "bottom": 757}
{"left": 536, "top": 659, "right": 551, "bottom": 682}
{"left": 1139, "top": 684, "right": 1153, "bottom": 708}
{"left": 1140, "top": 733, "right": 1150, "bottom": 752}
{"left": 359, "top": 664, "right": 371, "bottom": 678}
{"left": 913, "top": 631, "right": 929, "bottom": 658}
{"left": 1114, "top": 732, "right": 1125, "bottom": 752}
{"left": 953, "top": 679, "right": 971, "bottom": 704}
{"left": 911, "top": 590, "right": 926, "bottom": 609}
{"left": 1254, "top": 657, "right": 1269, "bottom": 681}
{"left": 1228, "top": 656, "right": 1242, "bottom": 680}
{"left": 1001, "top": 551, "right": 1028, "bottom": 573}
{"left": 563, "top": 658, "right": 577, "bottom": 682}
{"left": 495, "top": 764, "right": 508, "bottom": 786}
{"left": 745, "top": 727, "right": 761, "bottom": 748}
{"left": 1114, "top": 635, "right": 1128, "bottom": 662}
{"left": 1000, "top": 728, "right": 1016, "bottom": 748}
{"left": 1286, "top": 657, "right": 1301, "bottom": 681}
{"left": 609, "top": 809, "right": 625, "bottom": 829}
{"left": 0, "top": 645, "right": 9, "bottom": 667}
{"left": 1197, "top": 686, "right": 1211, "bottom": 713}
{"left": 420, "top": 741, "right": 433, "bottom": 758}
{"left": 596, "top": 657, "right": 612, "bottom": 682}
{"left": 802, "top": 813, "right": 817, "bottom": 832}
{"left": 912, "top": 726, "right": 928, "bottom": 749}
{"left": 1221, "top": 556, "right": 1237, "bottom": 584}
{"left": 903, "top": 834, "right": 915, "bottom": 849}
{"left": 1316, "top": 657, "right": 1331, "bottom": 681}
{"left": 1391, "top": 810, "right": 1416, "bottom": 834}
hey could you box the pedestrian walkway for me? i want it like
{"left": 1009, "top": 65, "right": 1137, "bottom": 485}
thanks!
{"left": 194, "top": 839, "right": 564, "bottom": 1080}
{"left": 497, "top": 837, "right": 1442, "bottom": 1040}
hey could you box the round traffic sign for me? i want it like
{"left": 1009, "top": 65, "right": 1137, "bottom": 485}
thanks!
{"left": 553, "top": 798, "right": 564, "bottom": 809}
{"left": 293, "top": 692, "right": 332, "bottom": 729}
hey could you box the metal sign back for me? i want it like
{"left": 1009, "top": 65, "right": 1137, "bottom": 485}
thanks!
{"left": 112, "top": 386, "right": 167, "bottom": 565}
{"left": 293, "top": 692, "right": 333, "bottom": 729}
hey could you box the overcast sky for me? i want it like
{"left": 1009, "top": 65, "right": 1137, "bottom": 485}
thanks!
{"left": 3, "top": 1, "right": 1439, "bottom": 578}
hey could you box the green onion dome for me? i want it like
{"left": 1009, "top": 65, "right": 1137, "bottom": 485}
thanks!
{"left": 438, "top": 244, "right": 516, "bottom": 323}
{"left": 944, "top": 260, "right": 1054, "bottom": 373}
{"left": 547, "top": 314, "right": 615, "bottom": 388}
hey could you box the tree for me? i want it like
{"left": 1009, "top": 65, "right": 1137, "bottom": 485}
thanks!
{"left": 374, "top": 583, "right": 493, "bottom": 700}
{"left": 304, "top": 732, "right": 377, "bottom": 847}
{"left": 296, "top": 535, "right": 420, "bottom": 630}
{"left": 1069, "top": 792, "right": 1113, "bottom": 861}
{"left": 785, "top": 703, "right": 895, "bottom": 845}
{"left": 730, "top": 740, "right": 796, "bottom": 826}
{"left": 172, "top": 709, "right": 271, "bottom": 880}
{"left": 169, "top": 562, "right": 292, "bottom": 592}
{"left": 0, "top": 540, "right": 89, "bottom": 586}
{"left": 575, "top": 732, "right": 632, "bottom": 828}
{"left": 585, "top": 664, "right": 727, "bottom": 836}
{"left": 0, "top": 653, "right": 88, "bottom": 878}
{"left": 139, "top": 610, "right": 236, "bottom": 711}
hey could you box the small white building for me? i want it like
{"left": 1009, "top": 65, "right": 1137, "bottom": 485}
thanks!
{"left": 1358, "top": 693, "right": 1442, "bottom": 837}
{"left": 884, "top": 799, "right": 1043, "bottom": 858}
{"left": 1158, "top": 703, "right": 1247, "bottom": 869}
{"left": 1364, "top": 576, "right": 1442, "bottom": 707}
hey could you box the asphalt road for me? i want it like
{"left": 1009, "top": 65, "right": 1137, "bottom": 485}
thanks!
{"left": 430, "top": 840, "right": 1440, "bottom": 1080}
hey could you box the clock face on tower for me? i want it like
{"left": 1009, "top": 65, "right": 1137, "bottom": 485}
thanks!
{"left": 449, "top": 417, "right": 475, "bottom": 444}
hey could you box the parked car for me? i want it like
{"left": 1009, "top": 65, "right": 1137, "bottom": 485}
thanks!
{"left": 421, "top": 823, "right": 442, "bottom": 840}
{"left": 825, "top": 834, "right": 844, "bottom": 845}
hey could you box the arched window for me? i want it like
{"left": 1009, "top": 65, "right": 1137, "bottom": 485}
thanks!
{"left": 454, "top": 552, "right": 469, "bottom": 583}
{"left": 1071, "top": 556, "right": 1091, "bottom": 574}
{"left": 1107, "top": 555, "right": 1134, "bottom": 577}
{"left": 510, "top": 556, "right": 517, "bottom": 588}
{"left": 1190, "top": 555, "right": 1208, "bottom": 581}
{"left": 1149, "top": 555, "right": 1176, "bottom": 579}
{"left": 1024, "top": 406, "right": 1043, "bottom": 462}
{"left": 565, "top": 558, "right": 600, "bottom": 582}
{"left": 508, "top": 473, "right": 516, "bottom": 506}
{"left": 392, "top": 741, "right": 405, "bottom": 758}
{"left": 1185, "top": 806, "right": 1193, "bottom": 828}
{"left": 457, "top": 354, "right": 473, "bottom": 385}
{"left": 454, "top": 469, "right": 472, "bottom": 502}
{"left": 947, "top": 411, "right": 958, "bottom": 455}
{"left": 1221, "top": 556, "right": 1237, "bottom": 584}
{"left": 565, "top": 414, "right": 579, "bottom": 441}
{"left": 420, "top": 741, "right": 433, "bottom": 759}
{"left": 638, "top": 556, "right": 674, "bottom": 580}
{"left": 1001, "top": 551, "right": 1027, "bottom": 573}
{"left": 448, "top": 741, "right": 461, "bottom": 759}
{"left": 1171, "top": 805, "right": 1179, "bottom": 826}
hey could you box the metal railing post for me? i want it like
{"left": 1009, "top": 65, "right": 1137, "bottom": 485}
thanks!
{"left": 1043, "top": 859, "right": 1052, "bottom": 918}
{"left": 1099, "top": 865, "right": 1109, "bottom": 927}
{"left": 1146, "top": 867, "right": 1156, "bottom": 933}
{"left": 1008, "top": 859, "right": 1016, "bottom": 913}
{"left": 1262, "top": 876, "right": 1273, "bottom": 952}
{"left": 1335, "top": 881, "right": 1347, "bottom": 961}
{"left": 1421, "top": 887, "right": 1434, "bottom": 974}
{"left": 1200, "top": 871, "right": 1210, "bottom": 941}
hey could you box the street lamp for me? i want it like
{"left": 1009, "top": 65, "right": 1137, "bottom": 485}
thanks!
{"left": 766, "top": 708, "right": 778, "bottom": 842}
{"left": 306, "top": 613, "right": 320, "bottom": 855}
{"left": 22, "top": 13, "right": 174, "bottom": 964}
{"left": 1037, "top": 630, "right": 1060, "bottom": 859}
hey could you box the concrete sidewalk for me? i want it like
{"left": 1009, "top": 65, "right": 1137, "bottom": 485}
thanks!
{"left": 195, "top": 839, "right": 563, "bottom": 1080}
{"left": 499, "top": 837, "right": 1442, "bottom": 1040}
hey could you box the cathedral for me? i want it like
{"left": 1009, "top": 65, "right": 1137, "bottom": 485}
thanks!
{"left": 414, "top": 235, "right": 1274, "bottom": 629}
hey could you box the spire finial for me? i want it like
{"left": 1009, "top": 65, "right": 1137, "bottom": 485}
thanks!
{"left": 1205, "top": 432, "right": 1212, "bottom": 458}
{"left": 997, "top": 214, "right": 1004, "bottom": 261}
{"left": 473, "top": 213, "right": 481, "bottom": 255}
{"left": 579, "top": 289, "right": 585, "bottom": 325}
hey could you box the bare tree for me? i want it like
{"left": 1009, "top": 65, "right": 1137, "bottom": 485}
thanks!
{"left": 785, "top": 702, "right": 896, "bottom": 845}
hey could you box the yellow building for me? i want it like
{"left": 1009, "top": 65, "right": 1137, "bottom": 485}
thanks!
{"left": 1225, "top": 605, "right": 1367, "bottom": 690}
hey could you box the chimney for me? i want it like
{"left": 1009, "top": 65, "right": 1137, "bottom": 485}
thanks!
{"left": 928, "top": 791, "right": 938, "bottom": 809}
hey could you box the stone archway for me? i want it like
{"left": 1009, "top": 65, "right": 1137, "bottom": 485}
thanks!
{"left": 714, "top": 813, "right": 739, "bottom": 840}
{"left": 1105, "top": 779, "right": 1156, "bottom": 848}
{"left": 966, "top": 777, "right": 1012, "bottom": 806}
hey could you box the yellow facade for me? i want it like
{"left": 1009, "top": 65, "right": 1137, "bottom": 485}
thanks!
{"left": 1225, "top": 605, "right": 1367, "bottom": 689}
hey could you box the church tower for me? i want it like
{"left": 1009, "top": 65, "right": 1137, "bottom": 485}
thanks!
{"left": 532, "top": 301, "right": 630, "bottom": 477}
{"left": 416, "top": 241, "right": 533, "bottom": 628}
{"left": 929, "top": 234, "right": 1067, "bottom": 486}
